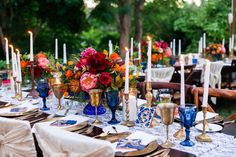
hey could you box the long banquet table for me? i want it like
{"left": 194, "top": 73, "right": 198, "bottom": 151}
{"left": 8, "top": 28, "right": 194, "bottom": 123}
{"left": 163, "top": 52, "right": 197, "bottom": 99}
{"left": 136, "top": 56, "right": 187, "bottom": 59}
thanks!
{"left": 0, "top": 89, "right": 236, "bottom": 157}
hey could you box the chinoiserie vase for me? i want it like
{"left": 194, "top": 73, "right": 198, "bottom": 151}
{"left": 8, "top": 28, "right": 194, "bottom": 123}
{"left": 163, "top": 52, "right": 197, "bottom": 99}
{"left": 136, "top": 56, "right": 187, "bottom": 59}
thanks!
{"left": 105, "top": 89, "right": 120, "bottom": 124}
{"left": 83, "top": 91, "right": 106, "bottom": 115}
{"left": 37, "top": 81, "right": 50, "bottom": 111}
{"left": 179, "top": 104, "right": 197, "bottom": 147}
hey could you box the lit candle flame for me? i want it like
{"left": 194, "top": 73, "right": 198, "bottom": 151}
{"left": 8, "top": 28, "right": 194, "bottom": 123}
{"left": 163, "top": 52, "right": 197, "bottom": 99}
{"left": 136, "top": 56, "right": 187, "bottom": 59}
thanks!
{"left": 28, "top": 30, "right": 32, "bottom": 34}
{"left": 9, "top": 44, "right": 13, "bottom": 49}
{"left": 125, "top": 47, "right": 129, "bottom": 51}
{"left": 147, "top": 36, "right": 151, "bottom": 41}
{"left": 4, "top": 37, "right": 8, "bottom": 42}
{"left": 15, "top": 48, "right": 20, "bottom": 53}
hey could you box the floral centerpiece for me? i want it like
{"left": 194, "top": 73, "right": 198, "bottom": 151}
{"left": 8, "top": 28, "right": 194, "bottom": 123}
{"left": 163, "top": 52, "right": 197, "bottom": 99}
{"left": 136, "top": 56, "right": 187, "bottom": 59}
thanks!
{"left": 205, "top": 43, "right": 226, "bottom": 61}
{"left": 75, "top": 47, "right": 125, "bottom": 93}
{"left": 20, "top": 51, "right": 53, "bottom": 84}
{"left": 152, "top": 41, "right": 172, "bottom": 66}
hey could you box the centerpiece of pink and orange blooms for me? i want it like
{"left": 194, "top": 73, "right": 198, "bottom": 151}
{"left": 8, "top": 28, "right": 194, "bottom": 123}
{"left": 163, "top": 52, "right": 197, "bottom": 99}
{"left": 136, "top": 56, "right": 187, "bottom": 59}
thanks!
{"left": 74, "top": 47, "right": 125, "bottom": 116}
{"left": 205, "top": 43, "right": 226, "bottom": 61}
{"left": 152, "top": 41, "right": 172, "bottom": 66}
{"left": 20, "top": 51, "right": 52, "bottom": 84}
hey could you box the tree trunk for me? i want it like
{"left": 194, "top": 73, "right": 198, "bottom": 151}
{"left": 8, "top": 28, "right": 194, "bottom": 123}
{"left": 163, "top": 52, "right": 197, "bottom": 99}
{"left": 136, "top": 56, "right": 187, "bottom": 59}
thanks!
{"left": 134, "top": 0, "right": 144, "bottom": 43}
{"left": 118, "top": 0, "right": 131, "bottom": 58}
{"left": 0, "top": 26, "right": 5, "bottom": 60}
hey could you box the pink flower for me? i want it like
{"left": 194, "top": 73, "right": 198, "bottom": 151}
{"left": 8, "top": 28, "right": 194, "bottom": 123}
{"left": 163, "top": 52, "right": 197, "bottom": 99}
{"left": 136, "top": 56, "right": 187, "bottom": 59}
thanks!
{"left": 80, "top": 47, "right": 97, "bottom": 59}
{"left": 211, "top": 51, "right": 216, "bottom": 55}
{"left": 221, "top": 47, "right": 226, "bottom": 54}
{"left": 37, "top": 57, "right": 49, "bottom": 69}
{"left": 80, "top": 72, "right": 98, "bottom": 93}
{"left": 164, "top": 48, "right": 172, "bottom": 57}
{"left": 161, "top": 41, "right": 168, "bottom": 49}
{"left": 154, "top": 41, "right": 161, "bottom": 48}
{"left": 76, "top": 58, "right": 87, "bottom": 70}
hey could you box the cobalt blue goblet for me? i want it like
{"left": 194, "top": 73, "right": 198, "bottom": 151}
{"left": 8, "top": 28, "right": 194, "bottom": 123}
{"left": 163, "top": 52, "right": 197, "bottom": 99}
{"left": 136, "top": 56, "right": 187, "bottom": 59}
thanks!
{"left": 37, "top": 82, "right": 50, "bottom": 111}
{"left": 105, "top": 90, "right": 120, "bottom": 124}
{"left": 179, "top": 104, "right": 197, "bottom": 147}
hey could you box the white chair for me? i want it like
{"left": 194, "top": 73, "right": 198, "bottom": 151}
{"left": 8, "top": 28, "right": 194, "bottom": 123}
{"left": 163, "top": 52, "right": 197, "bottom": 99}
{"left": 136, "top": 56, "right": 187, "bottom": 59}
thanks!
{"left": 34, "top": 123, "right": 114, "bottom": 157}
{"left": 201, "top": 61, "right": 224, "bottom": 89}
{"left": 151, "top": 67, "right": 174, "bottom": 82}
{"left": 0, "top": 117, "right": 37, "bottom": 157}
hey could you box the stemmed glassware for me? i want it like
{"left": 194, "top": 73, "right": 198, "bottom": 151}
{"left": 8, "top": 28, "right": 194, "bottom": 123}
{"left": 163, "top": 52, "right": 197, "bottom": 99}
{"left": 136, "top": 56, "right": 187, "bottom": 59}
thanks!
{"left": 52, "top": 83, "right": 68, "bottom": 110}
{"left": 89, "top": 89, "right": 103, "bottom": 125}
{"left": 37, "top": 81, "right": 50, "bottom": 111}
{"left": 159, "top": 103, "right": 176, "bottom": 148}
{"left": 105, "top": 89, "right": 120, "bottom": 124}
{"left": 179, "top": 104, "right": 197, "bottom": 146}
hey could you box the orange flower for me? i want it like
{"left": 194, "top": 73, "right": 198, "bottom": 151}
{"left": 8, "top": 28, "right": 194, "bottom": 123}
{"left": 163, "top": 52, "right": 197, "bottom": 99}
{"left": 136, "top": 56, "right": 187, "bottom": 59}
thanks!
{"left": 35, "top": 52, "right": 46, "bottom": 59}
{"left": 120, "top": 65, "right": 126, "bottom": 72}
{"left": 65, "top": 70, "right": 73, "bottom": 79}
{"left": 64, "top": 92, "right": 69, "bottom": 97}
{"left": 157, "top": 54, "right": 163, "bottom": 60}
{"left": 69, "top": 79, "right": 80, "bottom": 93}
{"left": 114, "top": 64, "right": 121, "bottom": 72}
{"left": 151, "top": 54, "right": 157, "bottom": 62}
{"left": 68, "top": 61, "right": 74, "bottom": 66}
{"left": 74, "top": 71, "right": 81, "bottom": 79}
{"left": 20, "top": 60, "right": 28, "bottom": 68}
{"left": 109, "top": 53, "right": 119, "bottom": 61}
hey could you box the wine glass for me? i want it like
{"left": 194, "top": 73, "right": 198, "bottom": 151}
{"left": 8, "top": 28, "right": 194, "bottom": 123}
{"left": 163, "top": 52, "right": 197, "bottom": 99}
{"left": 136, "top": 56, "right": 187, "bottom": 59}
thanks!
{"left": 37, "top": 81, "right": 50, "bottom": 111}
{"left": 158, "top": 103, "right": 176, "bottom": 148}
{"left": 89, "top": 89, "right": 103, "bottom": 125}
{"left": 105, "top": 89, "right": 120, "bottom": 124}
{"left": 179, "top": 104, "right": 197, "bottom": 147}
{"left": 52, "top": 84, "right": 68, "bottom": 110}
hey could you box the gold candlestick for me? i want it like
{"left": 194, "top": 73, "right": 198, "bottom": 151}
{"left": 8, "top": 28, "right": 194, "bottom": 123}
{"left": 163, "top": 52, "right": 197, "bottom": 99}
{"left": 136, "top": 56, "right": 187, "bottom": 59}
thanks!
{"left": 145, "top": 82, "right": 152, "bottom": 108}
{"left": 6, "top": 64, "right": 11, "bottom": 80}
{"left": 17, "top": 81, "right": 25, "bottom": 101}
{"left": 195, "top": 106, "right": 212, "bottom": 142}
{"left": 11, "top": 77, "right": 18, "bottom": 98}
{"left": 122, "top": 93, "right": 135, "bottom": 127}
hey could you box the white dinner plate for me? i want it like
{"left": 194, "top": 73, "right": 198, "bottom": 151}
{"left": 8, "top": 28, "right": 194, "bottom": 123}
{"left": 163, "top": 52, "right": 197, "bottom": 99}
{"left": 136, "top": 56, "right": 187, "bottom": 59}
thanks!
{"left": 195, "top": 123, "right": 223, "bottom": 132}
{"left": 103, "top": 125, "right": 129, "bottom": 134}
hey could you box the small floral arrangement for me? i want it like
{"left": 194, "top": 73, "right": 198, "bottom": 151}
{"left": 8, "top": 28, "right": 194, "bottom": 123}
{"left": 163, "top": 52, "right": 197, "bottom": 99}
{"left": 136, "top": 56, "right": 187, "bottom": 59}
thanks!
{"left": 206, "top": 43, "right": 226, "bottom": 61}
{"left": 151, "top": 41, "right": 172, "bottom": 65}
{"left": 75, "top": 47, "right": 125, "bottom": 93}
{"left": 20, "top": 51, "right": 53, "bottom": 83}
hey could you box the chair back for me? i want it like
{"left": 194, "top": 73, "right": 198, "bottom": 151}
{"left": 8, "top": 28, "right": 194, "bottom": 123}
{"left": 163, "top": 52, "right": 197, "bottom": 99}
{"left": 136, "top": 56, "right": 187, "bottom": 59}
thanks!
{"left": 201, "top": 61, "right": 224, "bottom": 89}
{"left": 0, "top": 117, "right": 36, "bottom": 157}
{"left": 34, "top": 123, "right": 114, "bottom": 157}
{"left": 137, "top": 82, "right": 193, "bottom": 105}
{"left": 192, "top": 87, "right": 236, "bottom": 111}
{"left": 151, "top": 67, "right": 174, "bottom": 82}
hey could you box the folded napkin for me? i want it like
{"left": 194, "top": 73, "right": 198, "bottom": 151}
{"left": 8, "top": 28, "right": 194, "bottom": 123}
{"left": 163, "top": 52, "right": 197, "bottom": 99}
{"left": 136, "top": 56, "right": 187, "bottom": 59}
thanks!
{"left": 0, "top": 102, "right": 38, "bottom": 115}
{"left": 34, "top": 114, "right": 89, "bottom": 129}
{"left": 112, "top": 131, "right": 157, "bottom": 153}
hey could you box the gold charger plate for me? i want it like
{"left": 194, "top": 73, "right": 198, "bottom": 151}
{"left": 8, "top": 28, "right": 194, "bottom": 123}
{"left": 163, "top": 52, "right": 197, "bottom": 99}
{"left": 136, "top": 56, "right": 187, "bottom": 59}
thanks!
{"left": 0, "top": 108, "right": 39, "bottom": 117}
{"left": 115, "top": 141, "right": 158, "bottom": 157}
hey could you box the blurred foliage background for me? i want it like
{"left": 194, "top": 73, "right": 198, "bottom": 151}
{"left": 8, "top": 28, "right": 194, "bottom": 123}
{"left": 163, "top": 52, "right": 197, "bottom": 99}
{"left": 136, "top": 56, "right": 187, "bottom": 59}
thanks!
{"left": 0, "top": 0, "right": 232, "bottom": 59}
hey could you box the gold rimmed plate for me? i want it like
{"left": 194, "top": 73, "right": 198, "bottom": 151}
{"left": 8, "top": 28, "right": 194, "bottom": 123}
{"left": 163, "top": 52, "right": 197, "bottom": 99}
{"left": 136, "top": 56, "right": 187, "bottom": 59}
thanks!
{"left": 115, "top": 141, "right": 158, "bottom": 157}
{"left": 0, "top": 107, "right": 39, "bottom": 117}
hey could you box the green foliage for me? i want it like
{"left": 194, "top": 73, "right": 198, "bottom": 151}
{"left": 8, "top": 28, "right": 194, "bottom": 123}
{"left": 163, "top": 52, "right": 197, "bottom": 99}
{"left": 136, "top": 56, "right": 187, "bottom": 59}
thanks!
{"left": 174, "top": 0, "right": 231, "bottom": 53}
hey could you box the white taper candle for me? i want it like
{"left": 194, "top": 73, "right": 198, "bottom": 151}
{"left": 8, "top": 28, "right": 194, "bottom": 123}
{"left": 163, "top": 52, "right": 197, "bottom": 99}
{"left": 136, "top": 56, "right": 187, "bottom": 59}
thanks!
{"left": 124, "top": 47, "right": 129, "bottom": 94}
{"left": 180, "top": 59, "right": 185, "bottom": 107}
{"left": 55, "top": 38, "right": 58, "bottom": 59}
{"left": 63, "top": 43, "right": 67, "bottom": 64}
{"left": 28, "top": 31, "right": 34, "bottom": 61}
{"left": 202, "top": 60, "right": 211, "bottom": 107}
{"left": 4, "top": 38, "right": 9, "bottom": 64}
